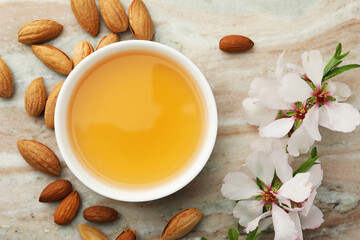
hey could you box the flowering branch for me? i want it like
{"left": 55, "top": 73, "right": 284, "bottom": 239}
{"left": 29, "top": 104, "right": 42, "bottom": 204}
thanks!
{"left": 222, "top": 44, "right": 360, "bottom": 240}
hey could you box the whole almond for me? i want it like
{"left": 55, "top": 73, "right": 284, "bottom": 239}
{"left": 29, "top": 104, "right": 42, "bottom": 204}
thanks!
{"left": 73, "top": 40, "right": 94, "bottom": 67}
{"left": 39, "top": 180, "right": 72, "bottom": 202}
{"left": 83, "top": 206, "right": 119, "bottom": 223}
{"left": 54, "top": 191, "right": 80, "bottom": 225}
{"left": 25, "top": 77, "right": 47, "bottom": 116}
{"left": 96, "top": 33, "right": 119, "bottom": 50}
{"left": 161, "top": 208, "right": 202, "bottom": 240}
{"left": 18, "top": 20, "right": 63, "bottom": 45}
{"left": 128, "top": 0, "right": 153, "bottom": 40}
{"left": 115, "top": 228, "right": 137, "bottom": 240}
{"left": 71, "top": 0, "right": 99, "bottom": 36}
{"left": 17, "top": 140, "right": 60, "bottom": 176}
{"left": 44, "top": 81, "right": 64, "bottom": 129}
{"left": 0, "top": 57, "right": 13, "bottom": 98}
{"left": 219, "top": 35, "right": 254, "bottom": 53}
{"left": 32, "top": 45, "right": 73, "bottom": 75}
{"left": 78, "top": 224, "right": 108, "bottom": 240}
{"left": 99, "top": 0, "right": 128, "bottom": 33}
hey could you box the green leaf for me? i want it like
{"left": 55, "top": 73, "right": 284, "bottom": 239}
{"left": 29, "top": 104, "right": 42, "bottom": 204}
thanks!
{"left": 228, "top": 228, "right": 239, "bottom": 240}
{"left": 293, "top": 147, "right": 320, "bottom": 176}
{"left": 201, "top": 237, "right": 208, "bottom": 240}
{"left": 334, "top": 43, "right": 342, "bottom": 56}
{"left": 256, "top": 178, "right": 267, "bottom": 191}
{"left": 246, "top": 228, "right": 258, "bottom": 240}
{"left": 324, "top": 64, "right": 360, "bottom": 80}
{"left": 323, "top": 43, "right": 352, "bottom": 77}
{"left": 253, "top": 230, "right": 271, "bottom": 240}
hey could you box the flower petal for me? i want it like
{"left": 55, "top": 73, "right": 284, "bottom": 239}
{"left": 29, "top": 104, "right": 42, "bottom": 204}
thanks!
{"left": 279, "top": 73, "right": 313, "bottom": 103}
{"left": 319, "top": 106, "right": 333, "bottom": 130}
{"left": 221, "top": 172, "right": 260, "bottom": 200}
{"left": 258, "top": 217, "right": 273, "bottom": 232}
{"left": 302, "top": 106, "right": 321, "bottom": 141}
{"left": 308, "top": 165, "right": 323, "bottom": 189}
{"left": 246, "top": 211, "right": 272, "bottom": 233}
{"left": 276, "top": 50, "right": 285, "bottom": 80}
{"left": 302, "top": 189, "right": 317, "bottom": 216}
{"left": 271, "top": 149, "right": 293, "bottom": 183}
{"left": 328, "top": 81, "right": 351, "bottom": 102}
{"left": 234, "top": 200, "right": 264, "bottom": 228}
{"left": 325, "top": 102, "right": 360, "bottom": 132}
{"left": 300, "top": 205, "right": 324, "bottom": 230}
{"left": 259, "top": 118, "right": 295, "bottom": 138}
{"left": 246, "top": 151, "right": 275, "bottom": 186}
{"left": 289, "top": 212, "right": 303, "bottom": 240}
{"left": 287, "top": 125, "right": 315, "bottom": 157}
{"left": 285, "top": 63, "right": 305, "bottom": 75}
{"left": 242, "top": 98, "right": 278, "bottom": 127}
{"left": 277, "top": 172, "right": 312, "bottom": 202}
{"left": 272, "top": 203, "right": 298, "bottom": 240}
{"left": 301, "top": 50, "right": 323, "bottom": 87}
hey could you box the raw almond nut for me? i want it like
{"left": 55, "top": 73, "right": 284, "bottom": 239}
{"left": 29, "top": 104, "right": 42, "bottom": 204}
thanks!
{"left": 18, "top": 20, "right": 63, "bottom": 45}
{"left": 32, "top": 45, "right": 73, "bottom": 75}
{"left": 78, "top": 224, "right": 108, "bottom": 240}
{"left": 161, "top": 208, "right": 202, "bottom": 240}
{"left": 17, "top": 140, "right": 60, "bottom": 176}
{"left": 83, "top": 205, "right": 119, "bottom": 223}
{"left": 39, "top": 180, "right": 72, "bottom": 202}
{"left": 25, "top": 77, "right": 47, "bottom": 116}
{"left": 96, "top": 33, "right": 119, "bottom": 50}
{"left": 54, "top": 191, "right": 80, "bottom": 225}
{"left": 115, "top": 228, "right": 137, "bottom": 240}
{"left": 99, "top": 0, "right": 128, "bottom": 33}
{"left": 219, "top": 35, "right": 254, "bottom": 53}
{"left": 71, "top": 0, "right": 99, "bottom": 36}
{"left": 73, "top": 40, "right": 94, "bottom": 67}
{"left": 0, "top": 57, "right": 13, "bottom": 98}
{"left": 128, "top": 0, "right": 153, "bottom": 40}
{"left": 44, "top": 81, "right": 64, "bottom": 129}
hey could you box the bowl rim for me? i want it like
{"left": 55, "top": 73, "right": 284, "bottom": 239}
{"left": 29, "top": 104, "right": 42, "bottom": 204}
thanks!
{"left": 55, "top": 40, "right": 218, "bottom": 202}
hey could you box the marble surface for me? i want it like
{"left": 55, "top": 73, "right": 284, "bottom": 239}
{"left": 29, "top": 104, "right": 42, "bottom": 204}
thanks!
{"left": 1, "top": 0, "right": 360, "bottom": 239}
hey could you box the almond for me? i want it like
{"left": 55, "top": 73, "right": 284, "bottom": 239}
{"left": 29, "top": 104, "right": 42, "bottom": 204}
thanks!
{"left": 44, "top": 81, "right": 64, "bottom": 129}
{"left": 71, "top": 0, "right": 99, "bottom": 36}
{"left": 128, "top": 0, "right": 153, "bottom": 40}
{"left": 18, "top": 20, "right": 63, "bottom": 45}
{"left": 17, "top": 140, "right": 60, "bottom": 176}
{"left": 115, "top": 228, "right": 137, "bottom": 240}
{"left": 39, "top": 180, "right": 72, "bottom": 202}
{"left": 0, "top": 56, "right": 13, "bottom": 98}
{"left": 32, "top": 45, "right": 73, "bottom": 75}
{"left": 54, "top": 191, "right": 80, "bottom": 225}
{"left": 25, "top": 77, "right": 47, "bottom": 116}
{"left": 96, "top": 33, "right": 119, "bottom": 50}
{"left": 161, "top": 208, "right": 202, "bottom": 240}
{"left": 219, "top": 35, "right": 254, "bottom": 53}
{"left": 78, "top": 224, "right": 108, "bottom": 240}
{"left": 73, "top": 40, "right": 94, "bottom": 67}
{"left": 99, "top": 0, "right": 128, "bottom": 33}
{"left": 83, "top": 206, "right": 119, "bottom": 223}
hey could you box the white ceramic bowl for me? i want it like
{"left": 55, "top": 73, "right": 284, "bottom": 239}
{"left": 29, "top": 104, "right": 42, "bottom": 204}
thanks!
{"left": 55, "top": 40, "right": 217, "bottom": 202}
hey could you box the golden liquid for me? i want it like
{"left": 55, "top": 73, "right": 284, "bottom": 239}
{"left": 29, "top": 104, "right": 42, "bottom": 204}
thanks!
{"left": 68, "top": 50, "right": 205, "bottom": 188}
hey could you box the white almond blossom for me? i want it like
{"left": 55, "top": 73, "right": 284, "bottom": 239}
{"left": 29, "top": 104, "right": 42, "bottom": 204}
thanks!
{"left": 221, "top": 149, "right": 324, "bottom": 240}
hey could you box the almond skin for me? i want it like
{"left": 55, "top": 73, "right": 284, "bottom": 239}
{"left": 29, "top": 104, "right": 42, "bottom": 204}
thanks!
{"left": 17, "top": 140, "right": 60, "bottom": 176}
{"left": 39, "top": 180, "right": 72, "bottom": 203}
{"left": 0, "top": 56, "right": 13, "bottom": 98}
{"left": 32, "top": 45, "right": 73, "bottom": 75}
{"left": 99, "top": 0, "right": 128, "bottom": 33}
{"left": 54, "top": 191, "right": 80, "bottom": 225}
{"left": 71, "top": 0, "right": 99, "bottom": 36}
{"left": 96, "top": 33, "right": 119, "bottom": 50}
{"left": 73, "top": 40, "right": 94, "bottom": 67}
{"left": 128, "top": 0, "right": 153, "bottom": 40}
{"left": 25, "top": 77, "right": 47, "bottom": 116}
{"left": 44, "top": 81, "right": 64, "bottom": 129}
{"left": 78, "top": 224, "right": 108, "bottom": 240}
{"left": 18, "top": 20, "right": 63, "bottom": 45}
{"left": 115, "top": 228, "right": 137, "bottom": 240}
{"left": 161, "top": 208, "right": 202, "bottom": 240}
{"left": 219, "top": 35, "right": 254, "bottom": 53}
{"left": 83, "top": 206, "right": 119, "bottom": 223}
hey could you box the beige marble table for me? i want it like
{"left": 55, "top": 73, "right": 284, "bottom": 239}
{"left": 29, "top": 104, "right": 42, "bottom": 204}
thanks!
{"left": 1, "top": 0, "right": 360, "bottom": 239}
